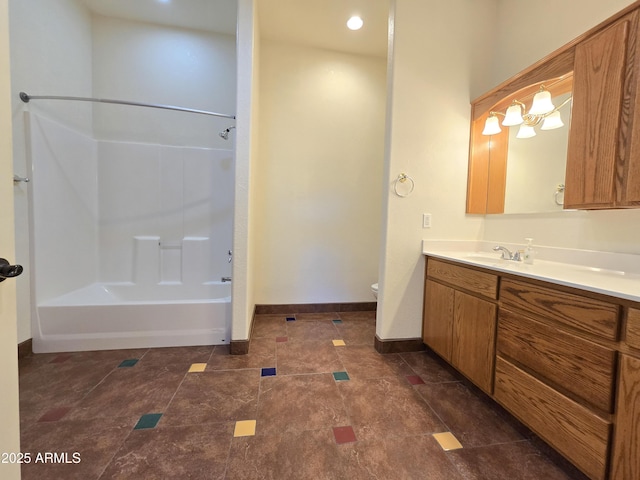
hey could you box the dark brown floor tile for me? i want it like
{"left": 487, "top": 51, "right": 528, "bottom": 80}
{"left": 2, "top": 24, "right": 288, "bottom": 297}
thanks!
{"left": 99, "top": 423, "right": 232, "bottom": 480}
{"left": 338, "top": 435, "right": 465, "bottom": 480}
{"left": 252, "top": 314, "right": 288, "bottom": 338}
{"left": 286, "top": 320, "right": 341, "bottom": 342}
{"left": 336, "top": 346, "right": 414, "bottom": 379}
{"left": 415, "top": 381, "right": 525, "bottom": 448}
{"left": 257, "top": 374, "right": 349, "bottom": 435}
{"left": 18, "top": 353, "right": 62, "bottom": 377}
{"left": 338, "top": 311, "right": 376, "bottom": 321}
{"left": 138, "top": 345, "right": 213, "bottom": 367}
{"left": 226, "top": 429, "right": 346, "bottom": 480}
{"left": 447, "top": 440, "right": 590, "bottom": 480}
{"left": 400, "top": 350, "right": 461, "bottom": 383}
{"left": 20, "top": 417, "right": 134, "bottom": 480}
{"left": 276, "top": 341, "right": 344, "bottom": 375}
{"left": 65, "top": 365, "right": 185, "bottom": 420}
{"left": 19, "top": 360, "right": 118, "bottom": 426}
{"left": 295, "top": 312, "right": 340, "bottom": 322}
{"left": 334, "top": 321, "right": 376, "bottom": 346}
{"left": 338, "top": 377, "right": 446, "bottom": 441}
{"left": 66, "top": 349, "right": 150, "bottom": 365}
{"left": 162, "top": 369, "right": 260, "bottom": 426}
{"left": 208, "top": 338, "right": 276, "bottom": 370}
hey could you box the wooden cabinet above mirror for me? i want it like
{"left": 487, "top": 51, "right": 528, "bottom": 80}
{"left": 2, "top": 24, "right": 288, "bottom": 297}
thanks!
{"left": 467, "top": 1, "right": 640, "bottom": 214}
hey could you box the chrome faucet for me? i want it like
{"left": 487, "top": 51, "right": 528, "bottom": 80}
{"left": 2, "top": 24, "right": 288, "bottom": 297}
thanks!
{"left": 493, "top": 245, "right": 522, "bottom": 261}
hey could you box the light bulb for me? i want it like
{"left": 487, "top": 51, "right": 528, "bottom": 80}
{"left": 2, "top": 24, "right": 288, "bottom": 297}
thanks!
{"left": 347, "top": 16, "right": 363, "bottom": 30}
{"left": 516, "top": 124, "right": 537, "bottom": 139}
{"left": 540, "top": 111, "right": 564, "bottom": 130}
{"left": 529, "top": 88, "right": 555, "bottom": 115}
{"left": 502, "top": 103, "right": 524, "bottom": 126}
{"left": 482, "top": 115, "right": 502, "bottom": 135}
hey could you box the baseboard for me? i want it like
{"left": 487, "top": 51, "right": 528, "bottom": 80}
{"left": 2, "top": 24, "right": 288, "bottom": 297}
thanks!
{"left": 255, "top": 301, "right": 376, "bottom": 315}
{"left": 374, "top": 335, "right": 425, "bottom": 354}
{"left": 229, "top": 339, "right": 250, "bottom": 355}
{"left": 18, "top": 338, "right": 33, "bottom": 359}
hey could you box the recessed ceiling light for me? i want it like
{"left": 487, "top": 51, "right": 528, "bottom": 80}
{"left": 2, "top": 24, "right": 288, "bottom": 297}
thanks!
{"left": 347, "top": 16, "right": 363, "bottom": 31}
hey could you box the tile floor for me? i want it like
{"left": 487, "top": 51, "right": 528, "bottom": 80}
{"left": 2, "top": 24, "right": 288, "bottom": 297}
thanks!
{"left": 18, "top": 310, "right": 589, "bottom": 479}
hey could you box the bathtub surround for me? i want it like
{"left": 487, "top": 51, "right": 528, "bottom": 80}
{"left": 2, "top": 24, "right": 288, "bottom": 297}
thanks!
{"left": 27, "top": 112, "right": 233, "bottom": 352}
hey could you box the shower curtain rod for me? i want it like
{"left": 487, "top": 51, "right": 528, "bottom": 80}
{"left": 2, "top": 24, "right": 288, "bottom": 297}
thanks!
{"left": 19, "top": 92, "right": 236, "bottom": 120}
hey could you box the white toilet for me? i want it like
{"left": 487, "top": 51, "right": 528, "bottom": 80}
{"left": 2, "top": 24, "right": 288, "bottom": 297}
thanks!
{"left": 371, "top": 283, "right": 379, "bottom": 299}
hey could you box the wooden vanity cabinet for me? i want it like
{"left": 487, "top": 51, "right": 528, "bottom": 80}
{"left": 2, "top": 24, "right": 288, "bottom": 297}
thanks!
{"left": 495, "top": 279, "right": 619, "bottom": 480}
{"left": 610, "top": 308, "right": 640, "bottom": 479}
{"left": 421, "top": 255, "right": 638, "bottom": 480}
{"left": 422, "top": 259, "right": 498, "bottom": 394}
{"left": 566, "top": 9, "right": 640, "bottom": 209}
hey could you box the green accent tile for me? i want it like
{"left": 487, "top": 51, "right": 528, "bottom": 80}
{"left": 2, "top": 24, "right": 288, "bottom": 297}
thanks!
{"left": 134, "top": 413, "right": 163, "bottom": 430}
{"left": 333, "top": 371, "right": 350, "bottom": 381}
{"left": 118, "top": 359, "right": 139, "bottom": 368}
{"left": 332, "top": 319, "right": 343, "bottom": 324}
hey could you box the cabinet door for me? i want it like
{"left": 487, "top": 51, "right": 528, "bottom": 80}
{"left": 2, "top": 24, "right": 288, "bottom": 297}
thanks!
{"left": 611, "top": 354, "right": 640, "bottom": 480}
{"left": 452, "top": 291, "right": 497, "bottom": 394}
{"left": 423, "top": 280, "right": 454, "bottom": 362}
{"left": 565, "top": 14, "right": 632, "bottom": 209}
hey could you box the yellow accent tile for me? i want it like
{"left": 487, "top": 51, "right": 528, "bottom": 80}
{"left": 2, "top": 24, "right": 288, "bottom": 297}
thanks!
{"left": 332, "top": 339, "right": 346, "bottom": 347}
{"left": 234, "top": 420, "right": 257, "bottom": 437}
{"left": 188, "top": 363, "right": 207, "bottom": 373}
{"left": 433, "top": 432, "right": 463, "bottom": 451}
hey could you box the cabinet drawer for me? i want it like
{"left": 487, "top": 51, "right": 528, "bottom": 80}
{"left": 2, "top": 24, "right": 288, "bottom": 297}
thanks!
{"left": 427, "top": 259, "right": 498, "bottom": 299}
{"left": 495, "top": 357, "right": 611, "bottom": 480}
{"left": 500, "top": 278, "right": 620, "bottom": 340}
{"left": 626, "top": 308, "right": 640, "bottom": 350}
{"left": 497, "top": 309, "right": 617, "bottom": 413}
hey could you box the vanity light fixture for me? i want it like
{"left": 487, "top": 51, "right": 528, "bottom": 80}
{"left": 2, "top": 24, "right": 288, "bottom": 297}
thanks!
{"left": 347, "top": 16, "right": 364, "bottom": 30}
{"left": 482, "top": 85, "right": 572, "bottom": 138}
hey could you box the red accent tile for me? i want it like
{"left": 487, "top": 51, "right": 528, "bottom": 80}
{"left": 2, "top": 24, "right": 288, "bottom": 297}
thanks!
{"left": 275, "top": 336, "right": 288, "bottom": 343}
{"left": 38, "top": 406, "right": 72, "bottom": 422}
{"left": 407, "top": 375, "right": 425, "bottom": 385}
{"left": 333, "top": 425, "right": 357, "bottom": 444}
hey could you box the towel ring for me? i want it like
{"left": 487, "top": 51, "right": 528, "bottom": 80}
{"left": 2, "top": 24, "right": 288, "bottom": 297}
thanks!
{"left": 394, "top": 173, "right": 415, "bottom": 197}
{"left": 554, "top": 183, "right": 565, "bottom": 206}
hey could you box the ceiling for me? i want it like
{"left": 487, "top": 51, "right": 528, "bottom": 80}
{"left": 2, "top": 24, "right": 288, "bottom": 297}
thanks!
{"left": 258, "top": 0, "right": 389, "bottom": 57}
{"left": 79, "top": 0, "right": 388, "bottom": 57}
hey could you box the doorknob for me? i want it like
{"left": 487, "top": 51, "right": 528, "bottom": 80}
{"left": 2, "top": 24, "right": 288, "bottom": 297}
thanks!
{"left": 0, "top": 258, "right": 23, "bottom": 282}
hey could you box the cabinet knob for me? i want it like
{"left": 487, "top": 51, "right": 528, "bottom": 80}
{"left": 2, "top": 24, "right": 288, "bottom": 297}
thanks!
{"left": 0, "top": 258, "right": 23, "bottom": 282}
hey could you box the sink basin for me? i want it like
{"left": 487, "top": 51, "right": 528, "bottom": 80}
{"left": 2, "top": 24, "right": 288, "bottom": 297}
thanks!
{"left": 462, "top": 253, "right": 509, "bottom": 264}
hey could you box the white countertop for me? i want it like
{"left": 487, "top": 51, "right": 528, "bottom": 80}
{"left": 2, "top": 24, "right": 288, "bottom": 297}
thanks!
{"left": 422, "top": 240, "right": 640, "bottom": 303}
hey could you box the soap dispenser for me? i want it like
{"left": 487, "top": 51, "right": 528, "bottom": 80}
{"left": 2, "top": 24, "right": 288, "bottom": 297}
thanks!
{"left": 524, "top": 238, "right": 535, "bottom": 265}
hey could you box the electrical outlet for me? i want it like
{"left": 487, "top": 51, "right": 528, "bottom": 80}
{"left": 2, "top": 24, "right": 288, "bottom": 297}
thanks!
{"left": 423, "top": 213, "right": 432, "bottom": 228}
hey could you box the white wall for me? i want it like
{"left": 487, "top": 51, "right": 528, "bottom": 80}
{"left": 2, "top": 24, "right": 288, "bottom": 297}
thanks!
{"left": 91, "top": 14, "right": 236, "bottom": 148}
{"left": 233, "top": 0, "right": 259, "bottom": 341}
{"left": 10, "top": 0, "right": 93, "bottom": 343}
{"left": 252, "top": 40, "right": 386, "bottom": 305}
{"left": 376, "top": 0, "right": 496, "bottom": 340}
{"left": 483, "top": 0, "right": 640, "bottom": 254}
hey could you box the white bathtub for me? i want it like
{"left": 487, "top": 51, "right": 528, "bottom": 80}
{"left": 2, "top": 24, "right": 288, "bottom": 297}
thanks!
{"left": 33, "top": 282, "right": 231, "bottom": 353}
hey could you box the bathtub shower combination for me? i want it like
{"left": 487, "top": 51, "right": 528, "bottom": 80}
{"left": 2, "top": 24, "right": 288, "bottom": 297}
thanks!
{"left": 23, "top": 94, "right": 236, "bottom": 353}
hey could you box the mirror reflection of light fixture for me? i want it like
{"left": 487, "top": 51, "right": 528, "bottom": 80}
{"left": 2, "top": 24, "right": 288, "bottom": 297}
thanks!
{"left": 482, "top": 85, "right": 572, "bottom": 138}
{"left": 540, "top": 110, "right": 564, "bottom": 130}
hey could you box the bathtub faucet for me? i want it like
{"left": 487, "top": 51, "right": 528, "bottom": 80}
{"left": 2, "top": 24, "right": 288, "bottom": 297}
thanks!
{"left": 221, "top": 277, "right": 232, "bottom": 283}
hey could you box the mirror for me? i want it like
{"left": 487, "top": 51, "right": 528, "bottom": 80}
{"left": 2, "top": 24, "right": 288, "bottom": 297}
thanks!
{"left": 503, "top": 89, "right": 572, "bottom": 214}
{"left": 466, "top": 47, "right": 575, "bottom": 214}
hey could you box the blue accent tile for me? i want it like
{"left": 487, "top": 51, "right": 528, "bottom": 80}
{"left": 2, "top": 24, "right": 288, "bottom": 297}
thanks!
{"left": 118, "top": 359, "right": 139, "bottom": 368}
{"left": 333, "top": 371, "right": 350, "bottom": 381}
{"left": 261, "top": 367, "right": 277, "bottom": 377}
{"left": 134, "top": 413, "right": 163, "bottom": 430}
{"left": 332, "top": 319, "right": 343, "bottom": 324}
{"left": 286, "top": 317, "right": 296, "bottom": 322}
